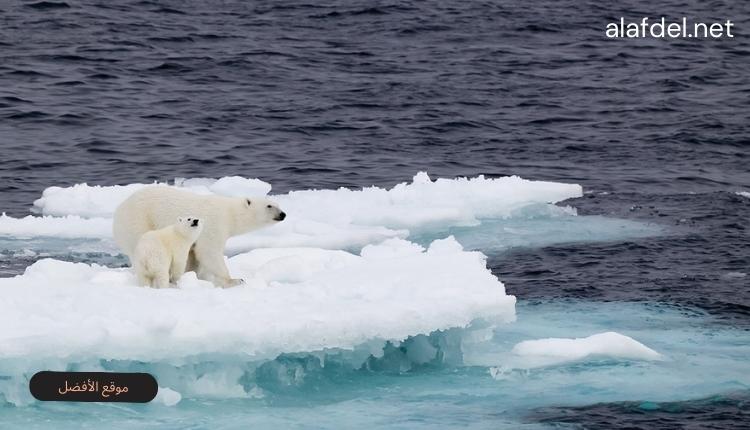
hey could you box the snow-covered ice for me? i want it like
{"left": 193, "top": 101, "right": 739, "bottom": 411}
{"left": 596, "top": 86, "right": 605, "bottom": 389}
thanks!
{"left": 0, "top": 237, "right": 514, "bottom": 361}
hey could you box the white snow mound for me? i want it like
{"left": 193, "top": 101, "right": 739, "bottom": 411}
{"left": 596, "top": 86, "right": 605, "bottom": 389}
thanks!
{"left": 511, "top": 332, "right": 662, "bottom": 364}
{"left": 32, "top": 177, "right": 272, "bottom": 218}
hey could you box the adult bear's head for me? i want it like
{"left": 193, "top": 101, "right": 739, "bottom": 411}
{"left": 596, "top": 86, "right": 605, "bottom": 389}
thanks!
{"left": 232, "top": 196, "right": 286, "bottom": 233}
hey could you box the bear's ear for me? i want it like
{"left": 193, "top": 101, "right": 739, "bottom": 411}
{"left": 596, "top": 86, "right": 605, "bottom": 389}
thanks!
{"left": 246, "top": 198, "right": 252, "bottom": 206}
{"left": 177, "top": 217, "right": 183, "bottom": 223}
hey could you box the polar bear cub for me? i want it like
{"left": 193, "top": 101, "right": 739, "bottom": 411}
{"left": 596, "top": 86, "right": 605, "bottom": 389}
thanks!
{"left": 134, "top": 216, "right": 204, "bottom": 289}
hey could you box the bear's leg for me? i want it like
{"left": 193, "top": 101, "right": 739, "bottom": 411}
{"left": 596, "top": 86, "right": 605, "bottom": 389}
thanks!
{"left": 185, "top": 247, "right": 198, "bottom": 273}
{"left": 170, "top": 248, "right": 189, "bottom": 283}
{"left": 136, "top": 272, "right": 151, "bottom": 287}
{"left": 152, "top": 269, "right": 170, "bottom": 289}
{"left": 134, "top": 258, "right": 153, "bottom": 287}
{"left": 193, "top": 243, "right": 243, "bottom": 288}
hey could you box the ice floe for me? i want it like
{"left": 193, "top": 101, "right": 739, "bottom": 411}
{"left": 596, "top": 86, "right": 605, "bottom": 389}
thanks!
{"left": 0, "top": 237, "right": 514, "bottom": 361}
{"left": 2, "top": 173, "right": 585, "bottom": 252}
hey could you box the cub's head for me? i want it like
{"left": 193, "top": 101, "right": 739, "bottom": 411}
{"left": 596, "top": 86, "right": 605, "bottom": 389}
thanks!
{"left": 233, "top": 197, "right": 286, "bottom": 233}
{"left": 175, "top": 216, "right": 204, "bottom": 240}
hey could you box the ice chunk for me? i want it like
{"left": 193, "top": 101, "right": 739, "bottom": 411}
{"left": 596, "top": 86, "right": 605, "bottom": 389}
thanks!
{"left": 32, "top": 183, "right": 149, "bottom": 218}
{"left": 154, "top": 387, "right": 182, "bottom": 406}
{"left": 511, "top": 331, "right": 662, "bottom": 365}
{"left": 174, "top": 176, "right": 272, "bottom": 197}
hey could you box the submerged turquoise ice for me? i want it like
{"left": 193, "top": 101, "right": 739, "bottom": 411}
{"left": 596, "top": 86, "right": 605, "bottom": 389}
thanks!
{"left": 1, "top": 301, "right": 748, "bottom": 429}
{"left": 411, "top": 207, "right": 664, "bottom": 253}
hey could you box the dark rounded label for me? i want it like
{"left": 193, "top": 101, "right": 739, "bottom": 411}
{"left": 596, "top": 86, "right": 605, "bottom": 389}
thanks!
{"left": 30, "top": 371, "right": 158, "bottom": 403}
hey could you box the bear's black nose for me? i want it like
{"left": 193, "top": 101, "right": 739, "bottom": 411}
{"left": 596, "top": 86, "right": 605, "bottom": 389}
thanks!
{"left": 191, "top": 219, "right": 199, "bottom": 227}
{"left": 275, "top": 211, "right": 286, "bottom": 221}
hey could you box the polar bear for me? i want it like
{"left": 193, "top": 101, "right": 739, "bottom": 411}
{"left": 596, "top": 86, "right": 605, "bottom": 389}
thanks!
{"left": 113, "top": 186, "right": 286, "bottom": 287}
{"left": 134, "top": 216, "right": 203, "bottom": 289}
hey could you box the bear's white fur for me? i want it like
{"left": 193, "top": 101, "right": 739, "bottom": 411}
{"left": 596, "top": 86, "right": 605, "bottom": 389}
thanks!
{"left": 113, "top": 186, "right": 286, "bottom": 287}
{"left": 133, "top": 216, "right": 204, "bottom": 289}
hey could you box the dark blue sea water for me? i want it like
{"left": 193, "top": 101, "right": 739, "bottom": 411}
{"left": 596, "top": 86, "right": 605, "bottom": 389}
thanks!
{"left": 1, "top": 0, "right": 749, "bottom": 428}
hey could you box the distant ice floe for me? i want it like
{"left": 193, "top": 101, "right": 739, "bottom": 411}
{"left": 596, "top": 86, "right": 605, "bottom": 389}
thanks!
{"left": 737, "top": 191, "right": 750, "bottom": 199}
{"left": 31, "top": 172, "right": 581, "bottom": 221}
{"left": 511, "top": 331, "right": 662, "bottom": 365}
{"left": 1, "top": 173, "right": 584, "bottom": 252}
